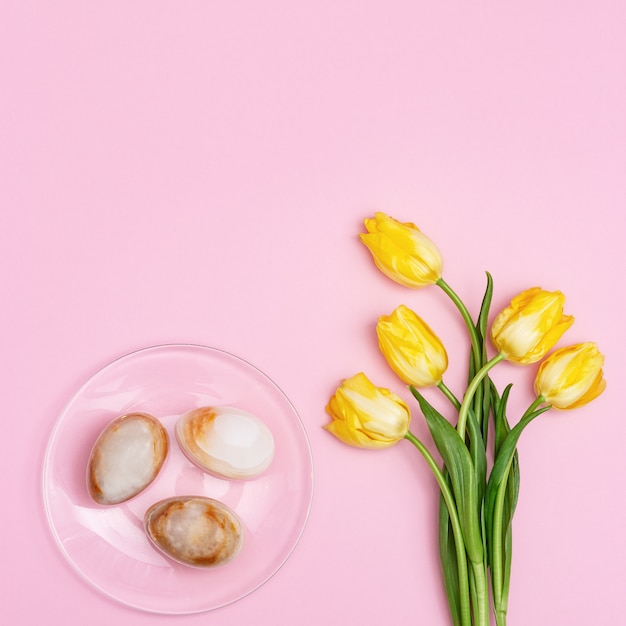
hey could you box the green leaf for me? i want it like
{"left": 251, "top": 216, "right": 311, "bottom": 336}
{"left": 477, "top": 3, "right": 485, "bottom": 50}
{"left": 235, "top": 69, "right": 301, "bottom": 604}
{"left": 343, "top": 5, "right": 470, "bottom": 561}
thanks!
{"left": 485, "top": 404, "right": 550, "bottom": 610}
{"left": 438, "top": 490, "right": 462, "bottom": 626}
{"left": 475, "top": 272, "right": 494, "bottom": 438}
{"left": 468, "top": 348, "right": 477, "bottom": 385}
{"left": 488, "top": 383, "right": 519, "bottom": 573}
{"left": 411, "top": 386, "right": 483, "bottom": 564}
{"left": 493, "top": 383, "right": 513, "bottom": 456}
{"left": 501, "top": 517, "right": 514, "bottom": 610}
{"left": 477, "top": 272, "right": 494, "bottom": 346}
{"left": 488, "top": 406, "right": 549, "bottom": 495}
{"left": 465, "top": 405, "right": 487, "bottom": 508}
{"left": 480, "top": 374, "right": 492, "bottom": 441}
{"left": 499, "top": 455, "right": 518, "bottom": 611}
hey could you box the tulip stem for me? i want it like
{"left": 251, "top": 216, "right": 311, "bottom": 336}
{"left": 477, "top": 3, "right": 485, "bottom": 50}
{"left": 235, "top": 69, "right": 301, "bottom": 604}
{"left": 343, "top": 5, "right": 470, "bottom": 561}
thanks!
{"left": 437, "top": 380, "right": 461, "bottom": 410}
{"left": 404, "top": 431, "right": 472, "bottom": 626}
{"left": 436, "top": 278, "right": 482, "bottom": 370}
{"left": 457, "top": 353, "right": 505, "bottom": 438}
{"left": 470, "top": 559, "right": 490, "bottom": 626}
{"left": 491, "top": 452, "right": 515, "bottom": 623}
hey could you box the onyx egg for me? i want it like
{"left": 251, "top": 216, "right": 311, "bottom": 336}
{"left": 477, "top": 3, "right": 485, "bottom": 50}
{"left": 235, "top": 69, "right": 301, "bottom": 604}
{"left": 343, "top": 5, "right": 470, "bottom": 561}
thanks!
{"left": 175, "top": 406, "right": 274, "bottom": 479}
{"left": 144, "top": 496, "right": 244, "bottom": 567}
{"left": 86, "top": 412, "right": 169, "bottom": 505}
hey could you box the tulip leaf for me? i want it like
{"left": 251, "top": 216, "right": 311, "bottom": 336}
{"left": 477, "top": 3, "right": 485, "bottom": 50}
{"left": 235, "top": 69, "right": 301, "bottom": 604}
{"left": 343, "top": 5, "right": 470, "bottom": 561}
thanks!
{"left": 471, "top": 272, "right": 494, "bottom": 438}
{"left": 486, "top": 383, "right": 517, "bottom": 548}
{"left": 477, "top": 272, "right": 494, "bottom": 347}
{"left": 438, "top": 489, "right": 463, "bottom": 626}
{"left": 480, "top": 375, "right": 493, "bottom": 441}
{"left": 465, "top": 405, "right": 487, "bottom": 508}
{"left": 468, "top": 344, "right": 478, "bottom": 383}
{"left": 486, "top": 386, "right": 521, "bottom": 548}
{"left": 410, "top": 386, "right": 483, "bottom": 564}
{"left": 488, "top": 406, "right": 549, "bottom": 500}
{"left": 492, "top": 383, "right": 513, "bottom": 455}
{"left": 486, "top": 382, "right": 519, "bottom": 612}
{"left": 485, "top": 404, "right": 550, "bottom": 611}
{"left": 466, "top": 272, "right": 493, "bottom": 380}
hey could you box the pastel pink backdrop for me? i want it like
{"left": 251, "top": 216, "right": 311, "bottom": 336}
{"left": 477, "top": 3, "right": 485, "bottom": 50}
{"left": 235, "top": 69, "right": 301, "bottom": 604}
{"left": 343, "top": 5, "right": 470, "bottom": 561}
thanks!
{"left": 2, "top": 2, "right": 624, "bottom": 625}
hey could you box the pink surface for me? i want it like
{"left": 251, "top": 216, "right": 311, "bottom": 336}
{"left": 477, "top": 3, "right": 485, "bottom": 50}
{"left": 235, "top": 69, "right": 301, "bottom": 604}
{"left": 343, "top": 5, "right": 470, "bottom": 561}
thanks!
{"left": 2, "top": 2, "right": 625, "bottom": 625}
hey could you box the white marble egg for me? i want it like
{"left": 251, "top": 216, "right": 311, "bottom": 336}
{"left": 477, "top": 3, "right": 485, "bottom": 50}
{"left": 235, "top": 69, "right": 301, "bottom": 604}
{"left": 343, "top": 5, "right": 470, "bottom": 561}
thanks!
{"left": 86, "top": 412, "right": 169, "bottom": 505}
{"left": 144, "top": 496, "right": 244, "bottom": 567}
{"left": 175, "top": 406, "right": 274, "bottom": 479}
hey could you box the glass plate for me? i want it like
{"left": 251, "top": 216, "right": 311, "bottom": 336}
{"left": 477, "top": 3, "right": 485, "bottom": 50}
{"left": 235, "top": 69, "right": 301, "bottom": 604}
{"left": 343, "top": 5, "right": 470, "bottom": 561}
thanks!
{"left": 42, "top": 344, "right": 314, "bottom": 614}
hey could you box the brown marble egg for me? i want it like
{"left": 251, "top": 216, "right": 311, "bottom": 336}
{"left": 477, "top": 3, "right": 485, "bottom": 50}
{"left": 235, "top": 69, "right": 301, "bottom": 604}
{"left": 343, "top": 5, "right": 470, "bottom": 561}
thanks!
{"left": 87, "top": 412, "right": 168, "bottom": 505}
{"left": 175, "top": 406, "right": 274, "bottom": 479}
{"left": 144, "top": 496, "right": 244, "bottom": 567}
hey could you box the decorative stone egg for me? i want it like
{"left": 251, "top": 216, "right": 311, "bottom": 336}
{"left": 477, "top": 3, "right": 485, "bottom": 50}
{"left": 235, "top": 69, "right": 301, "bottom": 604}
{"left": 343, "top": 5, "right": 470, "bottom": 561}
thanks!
{"left": 175, "top": 406, "right": 274, "bottom": 479}
{"left": 144, "top": 496, "right": 244, "bottom": 567}
{"left": 86, "top": 412, "right": 169, "bottom": 505}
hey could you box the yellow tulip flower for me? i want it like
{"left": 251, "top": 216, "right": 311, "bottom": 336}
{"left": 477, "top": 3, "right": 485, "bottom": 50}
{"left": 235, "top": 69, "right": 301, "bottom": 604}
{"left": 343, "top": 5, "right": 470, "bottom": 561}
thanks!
{"left": 534, "top": 343, "right": 606, "bottom": 409}
{"left": 325, "top": 372, "right": 411, "bottom": 449}
{"left": 377, "top": 305, "right": 448, "bottom": 387}
{"left": 359, "top": 212, "right": 443, "bottom": 288}
{"left": 490, "top": 287, "right": 574, "bottom": 364}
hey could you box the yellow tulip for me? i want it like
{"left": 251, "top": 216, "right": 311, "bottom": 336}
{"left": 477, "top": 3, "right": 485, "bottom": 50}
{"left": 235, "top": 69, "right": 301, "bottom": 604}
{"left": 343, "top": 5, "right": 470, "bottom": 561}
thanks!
{"left": 490, "top": 287, "right": 574, "bottom": 364}
{"left": 534, "top": 343, "right": 606, "bottom": 409}
{"left": 377, "top": 305, "right": 448, "bottom": 387}
{"left": 359, "top": 212, "right": 443, "bottom": 288}
{"left": 325, "top": 372, "right": 411, "bottom": 449}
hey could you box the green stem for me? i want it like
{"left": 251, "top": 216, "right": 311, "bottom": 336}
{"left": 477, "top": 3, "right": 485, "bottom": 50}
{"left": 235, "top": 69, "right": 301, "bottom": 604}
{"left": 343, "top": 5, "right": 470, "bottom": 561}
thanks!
{"left": 491, "top": 396, "right": 548, "bottom": 616}
{"left": 436, "top": 278, "right": 482, "bottom": 368}
{"left": 405, "top": 431, "right": 472, "bottom": 626}
{"left": 457, "top": 353, "right": 505, "bottom": 438}
{"left": 470, "top": 560, "right": 490, "bottom": 626}
{"left": 437, "top": 380, "right": 461, "bottom": 410}
{"left": 491, "top": 454, "right": 514, "bottom": 615}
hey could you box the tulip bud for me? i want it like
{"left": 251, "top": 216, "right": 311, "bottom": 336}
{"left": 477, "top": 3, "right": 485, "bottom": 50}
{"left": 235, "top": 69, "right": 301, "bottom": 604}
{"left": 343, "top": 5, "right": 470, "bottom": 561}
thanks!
{"left": 534, "top": 343, "right": 606, "bottom": 409}
{"left": 359, "top": 212, "right": 443, "bottom": 288}
{"left": 490, "top": 287, "right": 574, "bottom": 364}
{"left": 325, "top": 372, "right": 411, "bottom": 449}
{"left": 377, "top": 305, "right": 448, "bottom": 387}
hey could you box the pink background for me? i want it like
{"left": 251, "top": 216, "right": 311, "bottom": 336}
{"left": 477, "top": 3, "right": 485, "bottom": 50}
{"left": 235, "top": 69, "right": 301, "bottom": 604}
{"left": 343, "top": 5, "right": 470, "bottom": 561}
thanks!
{"left": 2, "top": 1, "right": 625, "bottom": 625}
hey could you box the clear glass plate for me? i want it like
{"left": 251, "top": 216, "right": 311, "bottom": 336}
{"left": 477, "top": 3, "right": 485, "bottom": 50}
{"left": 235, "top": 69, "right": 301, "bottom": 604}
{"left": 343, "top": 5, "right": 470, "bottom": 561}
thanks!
{"left": 42, "top": 344, "right": 314, "bottom": 614}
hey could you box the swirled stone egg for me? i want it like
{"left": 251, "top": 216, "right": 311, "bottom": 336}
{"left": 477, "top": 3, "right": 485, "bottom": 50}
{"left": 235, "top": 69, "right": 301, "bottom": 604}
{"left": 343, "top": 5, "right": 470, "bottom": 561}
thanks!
{"left": 86, "top": 412, "right": 169, "bottom": 505}
{"left": 175, "top": 406, "right": 274, "bottom": 479}
{"left": 144, "top": 496, "right": 244, "bottom": 567}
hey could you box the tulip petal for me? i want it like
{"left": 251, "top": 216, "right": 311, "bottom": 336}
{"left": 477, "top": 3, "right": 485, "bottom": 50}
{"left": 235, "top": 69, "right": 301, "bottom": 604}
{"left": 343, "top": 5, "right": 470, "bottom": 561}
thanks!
{"left": 534, "top": 343, "right": 606, "bottom": 409}
{"left": 491, "top": 288, "right": 573, "bottom": 363}
{"left": 324, "top": 373, "right": 411, "bottom": 449}
{"left": 377, "top": 305, "right": 448, "bottom": 387}
{"left": 360, "top": 213, "right": 443, "bottom": 288}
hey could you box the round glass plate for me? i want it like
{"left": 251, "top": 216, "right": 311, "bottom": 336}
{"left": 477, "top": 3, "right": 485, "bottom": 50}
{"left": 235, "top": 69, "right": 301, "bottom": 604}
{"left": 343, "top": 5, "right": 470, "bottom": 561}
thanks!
{"left": 42, "top": 344, "right": 314, "bottom": 614}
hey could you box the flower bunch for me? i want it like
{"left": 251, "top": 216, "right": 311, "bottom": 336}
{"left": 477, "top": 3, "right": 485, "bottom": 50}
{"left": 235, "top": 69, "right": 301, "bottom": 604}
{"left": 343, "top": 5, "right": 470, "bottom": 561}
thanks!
{"left": 325, "top": 212, "right": 606, "bottom": 626}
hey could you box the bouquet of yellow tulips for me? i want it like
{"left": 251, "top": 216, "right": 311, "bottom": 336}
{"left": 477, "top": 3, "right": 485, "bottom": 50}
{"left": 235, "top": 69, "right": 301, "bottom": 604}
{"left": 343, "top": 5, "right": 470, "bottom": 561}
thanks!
{"left": 325, "top": 212, "right": 606, "bottom": 626}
